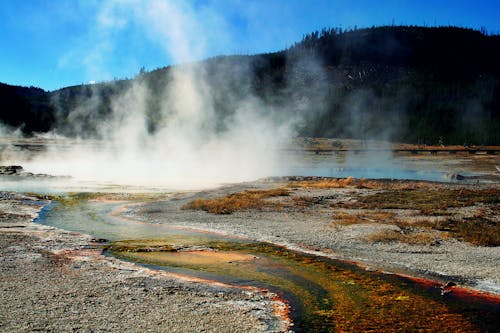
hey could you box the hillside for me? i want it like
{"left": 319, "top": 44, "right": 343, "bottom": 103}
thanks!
{"left": 0, "top": 83, "right": 54, "bottom": 133}
{"left": 1, "top": 26, "right": 499, "bottom": 144}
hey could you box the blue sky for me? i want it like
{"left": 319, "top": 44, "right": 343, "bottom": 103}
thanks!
{"left": 1, "top": 0, "right": 499, "bottom": 91}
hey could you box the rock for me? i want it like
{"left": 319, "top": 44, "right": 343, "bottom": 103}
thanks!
{"left": 444, "top": 281, "right": 457, "bottom": 288}
{"left": 440, "top": 281, "right": 457, "bottom": 295}
{"left": 90, "top": 238, "right": 109, "bottom": 243}
{"left": 0, "top": 165, "right": 23, "bottom": 175}
{"left": 445, "top": 172, "right": 466, "bottom": 180}
{"left": 0, "top": 164, "right": 68, "bottom": 179}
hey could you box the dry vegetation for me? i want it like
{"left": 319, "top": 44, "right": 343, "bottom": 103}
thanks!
{"left": 325, "top": 184, "right": 499, "bottom": 246}
{"left": 329, "top": 209, "right": 499, "bottom": 246}
{"left": 287, "top": 177, "right": 430, "bottom": 191}
{"left": 366, "top": 229, "right": 443, "bottom": 245}
{"left": 331, "top": 210, "right": 396, "bottom": 226}
{"left": 333, "top": 210, "right": 500, "bottom": 247}
{"left": 406, "top": 217, "right": 499, "bottom": 247}
{"left": 289, "top": 177, "right": 380, "bottom": 189}
{"left": 181, "top": 188, "right": 290, "bottom": 214}
{"left": 290, "top": 176, "right": 356, "bottom": 188}
{"left": 182, "top": 178, "right": 499, "bottom": 246}
{"left": 107, "top": 243, "right": 176, "bottom": 253}
{"left": 341, "top": 188, "right": 500, "bottom": 213}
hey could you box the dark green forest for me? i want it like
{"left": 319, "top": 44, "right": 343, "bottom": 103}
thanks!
{"left": 1, "top": 26, "right": 499, "bottom": 144}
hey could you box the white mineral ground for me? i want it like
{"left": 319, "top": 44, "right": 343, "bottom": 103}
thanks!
{"left": 0, "top": 192, "right": 290, "bottom": 332}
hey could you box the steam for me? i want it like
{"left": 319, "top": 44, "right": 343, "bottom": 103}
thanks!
{"left": 0, "top": 123, "right": 15, "bottom": 137}
{"left": 1, "top": 1, "right": 433, "bottom": 190}
{"left": 23, "top": 73, "right": 294, "bottom": 188}
{"left": 13, "top": 1, "right": 297, "bottom": 189}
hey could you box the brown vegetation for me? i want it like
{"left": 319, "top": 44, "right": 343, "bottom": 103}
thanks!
{"left": 182, "top": 180, "right": 499, "bottom": 246}
{"left": 361, "top": 214, "right": 499, "bottom": 247}
{"left": 290, "top": 196, "right": 319, "bottom": 209}
{"left": 182, "top": 188, "right": 290, "bottom": 214}
{"left": 289, "top": 177, "right": 379, "bottom": 189}
{"left": 342, "top": 188, "right": 500, "bottom": 213}
{"left": 289, "top": 176, "right": 354, "bottom": 188}
{"left": 329, "top": 187, "right": 499, "bottom": 246}
{"left": 288, "top": 177, "right": 428, "bottom": 191}
{"left": 331, "top": 210, "right": 396, "bottom": 226}
{"left": 107, "top": 244, "right": 176, "bottom": 253}
{"left": 407, "top": 217, "right": 500, "bottom": 247}
{"left": 367, "top": 229, "right": 442, "bottom": 245}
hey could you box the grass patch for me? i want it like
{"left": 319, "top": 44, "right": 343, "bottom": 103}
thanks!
{"left": 290, "top": 195, "right": 333, "bottom": 209}
{"left": 332, "top": 211, "right": 396, "bottom": 226}
{"left": 343, "top": 188, "right": 500, "bottom": 213}
{"left": 367, "top": 230, "right": 440, "bottom": 245}
{"left": 27, "top": 192, "right": 168, "bottom": 206}
{"left": 27, "top": 192, "right": 104, "bottom": 206}
{"left": 412, "top": 217, "right": 499, "bottom": 247}
{"left": 342, "top": 188, "right": 499, "bottom": 246}
{"left": 292, "top": 196, "right": 318, "bottom": 208}
{"left": 288, "top": 177, "right": 427, "bottom": 190}
{"left": 366, "top": 216, "right": 499, "bottom": 247}
{"left": 107, "top": 243, "right": 176, "bottom": 253}
{"left": 289, "top": 177, "right": 375, "bottom": 189}
{"left": 182, "top": 188, "right": 290, "bottom": 214}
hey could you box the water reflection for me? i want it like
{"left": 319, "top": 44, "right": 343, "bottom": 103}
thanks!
{"left": 286, "top": 151, "right": 475, "bottom": 182}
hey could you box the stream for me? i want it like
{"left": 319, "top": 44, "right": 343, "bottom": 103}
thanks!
{"left": 35, "top": 198, "right": 500, "bottom": 332}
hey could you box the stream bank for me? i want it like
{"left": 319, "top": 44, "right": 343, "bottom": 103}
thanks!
{"left": 0, "top": 192, "right": 289, "bottom": 332}
{"left": 33, "top": 181, "right": 500, "bottom": 332}
{"left": 129, "top": 177, "right": 500, "bottom": 294}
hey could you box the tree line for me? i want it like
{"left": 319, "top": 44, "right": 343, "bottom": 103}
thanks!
{"left": 1, "top": 25, "right": 498, "bottom": 145}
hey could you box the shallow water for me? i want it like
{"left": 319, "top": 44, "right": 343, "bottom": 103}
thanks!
{"left": 36, "top": 199, "right": 500, "bottom": 332}
{"left": 287, "top": 151, "right": 497, "bottom": 182}
{"left": 37, "top": 201, "right": 226, "bottom": 242}
{"left": 0, "top": 177, "right": 179, "bottom": 194}
{"left": 3, "top": 140, "right": 499, "bottom": 194}
{"left": 0, "top": 154, "right": 486, "bottom": 194}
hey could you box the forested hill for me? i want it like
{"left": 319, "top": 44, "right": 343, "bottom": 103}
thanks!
{"left": 1, "top": 26, "right": 499, "bottom": 145}
{"left": 0, "top": 83, "right": 54, "bottom": 133}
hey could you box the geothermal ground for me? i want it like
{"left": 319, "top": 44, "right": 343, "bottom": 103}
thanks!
{"left": 145, "top": 177, "right": 499, "bottom": 291}
{"left": 0, "top": 142, "right": 499, "bottom": 332}
{"left": 0, "top": 192, "right": 288, "bottom": 332}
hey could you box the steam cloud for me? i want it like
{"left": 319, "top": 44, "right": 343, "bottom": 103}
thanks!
{"left": 8, "top": 1, "right": 298, "bottom": 189}
{"left": 1, "top": 1, "right": 427, "bottom": 190}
